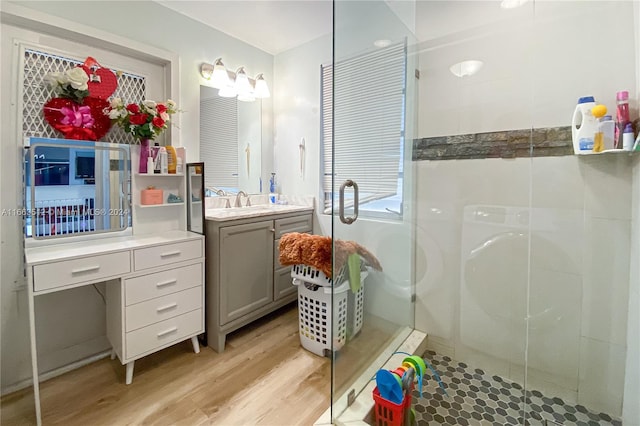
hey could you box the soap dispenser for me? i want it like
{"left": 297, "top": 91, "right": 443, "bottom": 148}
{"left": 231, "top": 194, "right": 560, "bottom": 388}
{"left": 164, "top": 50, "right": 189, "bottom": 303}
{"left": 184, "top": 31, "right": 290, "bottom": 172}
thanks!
{"left": 269, "top": 173, "right": 277, "bottom": 204}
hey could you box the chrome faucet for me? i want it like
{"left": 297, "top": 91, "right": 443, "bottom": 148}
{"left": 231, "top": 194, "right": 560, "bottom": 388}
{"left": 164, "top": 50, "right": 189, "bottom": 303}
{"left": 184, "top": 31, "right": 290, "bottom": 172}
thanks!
{"left": 234, "top": 191, "right": 250, "bottom": 207}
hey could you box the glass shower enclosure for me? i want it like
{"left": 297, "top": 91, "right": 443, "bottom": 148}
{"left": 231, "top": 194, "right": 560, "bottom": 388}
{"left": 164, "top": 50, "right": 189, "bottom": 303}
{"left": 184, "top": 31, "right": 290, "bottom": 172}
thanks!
{"left": 331, "top": 1, "right": 639, "bottom": 425}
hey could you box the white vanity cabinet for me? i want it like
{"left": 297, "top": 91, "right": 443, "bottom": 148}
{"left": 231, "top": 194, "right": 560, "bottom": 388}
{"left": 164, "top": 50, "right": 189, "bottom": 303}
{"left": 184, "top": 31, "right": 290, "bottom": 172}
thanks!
{"left": 206, "top": 210, "right": 313, "bottom": 352}
{"left": 106, "top": 237, "right": 205, "bottom": 385}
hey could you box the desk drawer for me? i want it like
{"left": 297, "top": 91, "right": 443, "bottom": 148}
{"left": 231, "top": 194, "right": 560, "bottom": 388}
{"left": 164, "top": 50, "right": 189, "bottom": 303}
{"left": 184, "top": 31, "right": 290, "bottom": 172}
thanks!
{"left": 274, "top": 214, "right": 312, "bottom": 238}
{"left": 125, "top": 309, "right": 202, "bottom": 360}
{"left": 125, "top": 286, "right": 202, "bottom": 332}
{"left": 33, "top": 251, "right": 131, "bottom": 292}
{"left": 125, "top": 263, "right": 202, "bottom": 306}
{"left": 133, "top": 239, "right": 202, "bottom": 271}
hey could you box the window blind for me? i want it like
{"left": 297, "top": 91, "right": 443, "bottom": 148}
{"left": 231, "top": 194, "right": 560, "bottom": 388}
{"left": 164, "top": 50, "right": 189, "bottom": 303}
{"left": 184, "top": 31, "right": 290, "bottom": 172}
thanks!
{"left": 322, "top": 41, "right": 406, "bottom": 208}
{"left": 200, "top": 97, "right": 238, "bottom": 189}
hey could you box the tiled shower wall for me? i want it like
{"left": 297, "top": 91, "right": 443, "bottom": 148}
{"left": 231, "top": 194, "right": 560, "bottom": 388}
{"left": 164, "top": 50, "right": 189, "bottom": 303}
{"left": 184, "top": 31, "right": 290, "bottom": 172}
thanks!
{"left": 414, "top": 153, "right": 633, "bottom": 417}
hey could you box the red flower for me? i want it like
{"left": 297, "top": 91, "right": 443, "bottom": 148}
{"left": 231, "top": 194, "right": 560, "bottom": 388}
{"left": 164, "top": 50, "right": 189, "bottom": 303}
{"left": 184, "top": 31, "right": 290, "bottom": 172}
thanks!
{"left": 126, "top": 103, "right": 140, "bottom": 114}
{"left": 157, "top": 104, "right": 167, "bottom": 114}
{"left": 129, "top": 113, "right": 148, "bottom": 125}
{"left": 152, "top": 116, "right": 165, "bottom": 128}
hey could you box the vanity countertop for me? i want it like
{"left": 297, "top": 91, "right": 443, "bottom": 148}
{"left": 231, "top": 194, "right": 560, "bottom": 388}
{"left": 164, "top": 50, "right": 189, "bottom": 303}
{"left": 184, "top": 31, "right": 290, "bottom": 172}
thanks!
{"left": 205, "top": 204, "right": 313, "bottom": 222}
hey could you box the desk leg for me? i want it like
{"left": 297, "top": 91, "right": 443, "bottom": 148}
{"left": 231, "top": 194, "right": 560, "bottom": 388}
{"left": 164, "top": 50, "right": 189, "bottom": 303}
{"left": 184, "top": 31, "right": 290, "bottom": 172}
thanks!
{"left": 191, "top": 336, "right": 200, "bottom": 354}
{"left": 125, "top": 361, "right": 134, "bottom": 385}
{"left": 27, "top": 271, "right": 42, "bottom": 426}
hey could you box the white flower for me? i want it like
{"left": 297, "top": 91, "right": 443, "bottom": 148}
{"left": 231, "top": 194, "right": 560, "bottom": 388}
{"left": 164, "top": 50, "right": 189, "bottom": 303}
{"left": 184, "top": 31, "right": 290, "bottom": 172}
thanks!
{"left": 166, "top": 99, "right": 176, "bottom": 111}
{"left": 43, "top": 72, "right": 65, "bottom": 89}
{"left": 160, "top": 111, "right": 169, "bottom": 121}
{"left": 65, "top": 67, "right": 89, "bottom": 91}
{"left": 110, "top": 97, "right": 123, "bottom": 108}
{"left": 108, "top": 109, "right": 121, "bottom": 119}
{"left": 143, "top": 100, "right": 157, "bottom": 110}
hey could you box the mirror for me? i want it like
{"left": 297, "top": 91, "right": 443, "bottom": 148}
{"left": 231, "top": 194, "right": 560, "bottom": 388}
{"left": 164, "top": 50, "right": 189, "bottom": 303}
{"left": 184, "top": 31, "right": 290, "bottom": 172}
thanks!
{"left": 199, "top": 85, "right": 262, "bottom": 195}
{"left": 24, "top": 137, "right": 130, "bottom": 240}
{"left": 186, "top": 162, "right": 205, "bottom": 234}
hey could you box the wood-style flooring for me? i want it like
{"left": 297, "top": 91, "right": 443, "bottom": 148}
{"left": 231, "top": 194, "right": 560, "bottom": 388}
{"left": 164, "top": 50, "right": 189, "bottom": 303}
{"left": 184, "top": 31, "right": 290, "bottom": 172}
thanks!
{"left": 1, "top": 303, "right": 400, "bottom": 426}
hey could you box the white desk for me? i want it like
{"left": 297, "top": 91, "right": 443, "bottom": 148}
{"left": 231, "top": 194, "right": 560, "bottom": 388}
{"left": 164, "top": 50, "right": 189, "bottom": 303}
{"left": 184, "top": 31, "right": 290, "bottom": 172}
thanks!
{"left": 25, "top": 230, "right": 205, "bottom": 425}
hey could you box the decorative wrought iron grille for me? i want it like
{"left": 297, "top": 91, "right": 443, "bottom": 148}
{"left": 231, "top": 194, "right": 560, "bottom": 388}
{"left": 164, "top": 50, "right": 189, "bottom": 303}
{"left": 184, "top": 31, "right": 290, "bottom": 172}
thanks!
{"left": 22, "top": 48, "right": 147, "bottom": 144}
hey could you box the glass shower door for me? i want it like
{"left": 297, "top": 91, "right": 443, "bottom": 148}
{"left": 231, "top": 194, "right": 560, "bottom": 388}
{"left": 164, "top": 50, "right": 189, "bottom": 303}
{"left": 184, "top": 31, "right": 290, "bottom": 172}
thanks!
{"left": 331, "top": 1, "right": 417, "bottom": 421}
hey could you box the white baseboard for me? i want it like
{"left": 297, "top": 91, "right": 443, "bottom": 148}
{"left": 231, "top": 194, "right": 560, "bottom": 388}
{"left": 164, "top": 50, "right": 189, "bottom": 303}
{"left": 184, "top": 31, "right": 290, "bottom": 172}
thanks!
{"left": 1, "top": 349, "right": 111, "bottom": 396}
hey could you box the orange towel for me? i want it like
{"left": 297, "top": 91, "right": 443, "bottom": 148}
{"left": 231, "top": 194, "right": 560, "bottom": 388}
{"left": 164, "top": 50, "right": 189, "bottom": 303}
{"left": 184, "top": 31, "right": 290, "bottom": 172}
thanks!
{"left": 278, "top": 232, "right": 382, "bottom": 278}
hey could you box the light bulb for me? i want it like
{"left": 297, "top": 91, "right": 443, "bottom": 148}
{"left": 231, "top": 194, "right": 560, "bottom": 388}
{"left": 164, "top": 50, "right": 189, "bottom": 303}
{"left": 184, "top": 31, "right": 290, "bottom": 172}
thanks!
{"left": 211, "top": 58, "right": 230, "bottom": 89}
{"left": 234, "top": 67, "right": 252, "bottom": 97}
{"left": 253, "top": 74, "right": 270, "bottom": 99}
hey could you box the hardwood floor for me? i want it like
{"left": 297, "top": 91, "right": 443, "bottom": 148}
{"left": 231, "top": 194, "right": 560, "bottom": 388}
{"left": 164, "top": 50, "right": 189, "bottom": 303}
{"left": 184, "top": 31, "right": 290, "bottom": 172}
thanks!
{"left": 2, "top": 304, "right": 328, "bottom": 426}
{"left": 1, "top": 303, "right": 400, "bottom": 426}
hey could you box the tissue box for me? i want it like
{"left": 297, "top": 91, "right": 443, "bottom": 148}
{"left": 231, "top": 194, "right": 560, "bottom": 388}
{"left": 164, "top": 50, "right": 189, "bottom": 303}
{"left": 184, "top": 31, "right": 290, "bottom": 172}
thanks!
{"left": 141, "top": 188, "right": 163, "bottom": 205}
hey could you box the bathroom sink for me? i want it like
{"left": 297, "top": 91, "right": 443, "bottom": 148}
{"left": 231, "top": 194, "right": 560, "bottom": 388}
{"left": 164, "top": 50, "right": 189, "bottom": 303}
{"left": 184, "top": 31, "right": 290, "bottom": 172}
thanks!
{"left": 205, "top": 204, "right": 313, "bottom": 221}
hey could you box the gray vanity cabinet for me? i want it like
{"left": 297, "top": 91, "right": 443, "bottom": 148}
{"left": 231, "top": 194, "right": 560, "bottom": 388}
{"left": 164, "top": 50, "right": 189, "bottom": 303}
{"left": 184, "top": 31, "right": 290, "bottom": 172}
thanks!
{"left": 206, "top": 210, "right": 313, "bottom": 353}
{"left": 219, "top": 220, "right": 274, "bottom": 325}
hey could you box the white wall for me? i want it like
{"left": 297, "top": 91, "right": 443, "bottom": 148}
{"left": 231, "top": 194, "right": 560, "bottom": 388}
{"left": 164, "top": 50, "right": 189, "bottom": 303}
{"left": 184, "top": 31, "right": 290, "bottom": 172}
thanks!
{"left": 623, "top": 2, "right": 640, "bottom": 424}
{"left": 414, "top": 0, "right": 637, "bottom": 418}
{"left": 418, "top": 1, "right": 636, "bottom": 138}
{"left": 0, "top": 0, "right": 274, "bottom": 391}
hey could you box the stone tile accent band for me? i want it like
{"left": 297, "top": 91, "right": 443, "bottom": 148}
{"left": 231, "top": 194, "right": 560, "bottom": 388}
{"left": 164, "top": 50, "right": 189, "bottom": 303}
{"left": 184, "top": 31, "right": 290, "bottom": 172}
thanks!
{"left": 413, "top": 127, "right": 573, "bottom": 161}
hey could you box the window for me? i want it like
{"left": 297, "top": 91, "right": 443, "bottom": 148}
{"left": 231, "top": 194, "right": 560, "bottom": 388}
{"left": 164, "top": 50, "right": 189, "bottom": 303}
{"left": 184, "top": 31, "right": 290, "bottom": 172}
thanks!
{"left": 200, "top": 94, "right": 239, "bottom": 193}
{"left": 321, "top": 41, "right": 406, "bottom": 218}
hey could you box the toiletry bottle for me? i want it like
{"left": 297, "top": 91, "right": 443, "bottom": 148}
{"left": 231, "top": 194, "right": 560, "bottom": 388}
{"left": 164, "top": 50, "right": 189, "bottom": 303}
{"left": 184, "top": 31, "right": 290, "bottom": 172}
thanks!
{"left": 176, "top": 157, "right": 183, "bottom": 174}
{"left": 615, "top": 90, "right": 630, "bottom": 149}
{"left": 591, "top": 104, "right": 607, "bottom": 153}
{"left": 571, "top": 96, "right": 597, "bottom": 154}
{"left": 158, "top": 146, "right": 168, "bottom": 174}
{"left": 153, "top": 143, "right": 161, "bottom": 173}
{"left": 269, "top": 173, "right": 277, "bottom": 204}
{"left": 166, "top": 146, "right": 177, "bottom": 174}
{"left": 599, "top": 115, "right": 615, "bottom": 150}
{"left": 146, "top": 156, "right": 154, "bottom": 174}
{"left": 622, "top": 123, "right": 634, "bottom": 151}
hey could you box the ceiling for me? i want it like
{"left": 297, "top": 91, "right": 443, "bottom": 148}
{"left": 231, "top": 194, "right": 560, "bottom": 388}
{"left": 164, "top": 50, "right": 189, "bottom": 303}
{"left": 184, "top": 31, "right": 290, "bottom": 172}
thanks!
{"left": 156, "top": 1, "right": 545, "bottom": 56}
{"left": 157, "top": 0, "right": 333, "bottom": 55}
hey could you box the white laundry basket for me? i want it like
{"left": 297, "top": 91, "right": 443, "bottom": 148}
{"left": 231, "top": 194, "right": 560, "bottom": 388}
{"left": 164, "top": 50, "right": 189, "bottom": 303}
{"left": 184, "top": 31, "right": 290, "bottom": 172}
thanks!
{"left": 293, "top": 266, "right": 367, "bottom": 357}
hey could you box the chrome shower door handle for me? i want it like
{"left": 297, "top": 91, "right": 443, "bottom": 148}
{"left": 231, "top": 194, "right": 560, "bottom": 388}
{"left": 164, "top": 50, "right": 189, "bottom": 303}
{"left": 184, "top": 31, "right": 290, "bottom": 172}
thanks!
{"left": 339, "top": 179, "right": 359, "bottom": 225}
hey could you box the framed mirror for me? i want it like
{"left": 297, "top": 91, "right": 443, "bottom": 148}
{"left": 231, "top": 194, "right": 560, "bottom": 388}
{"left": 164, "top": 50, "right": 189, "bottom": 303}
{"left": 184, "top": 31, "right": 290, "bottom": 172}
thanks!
{"left": 186, "top": 162, "right": 205, "bottom": 234}
{"left": 24, "top": 137, "right": 131, "bottom": 241}
{"left": 199, "top": 85, "right": 261, "bottom": 196}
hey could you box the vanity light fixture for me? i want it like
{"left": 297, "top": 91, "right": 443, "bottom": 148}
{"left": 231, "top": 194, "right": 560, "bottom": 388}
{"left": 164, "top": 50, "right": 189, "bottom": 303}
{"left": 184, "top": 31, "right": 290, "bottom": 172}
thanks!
{"left": 449, "top": 60, "right": 484, "bottom": 78}
{"left": 200, "top": 59, "right": 270, "bottom": 102}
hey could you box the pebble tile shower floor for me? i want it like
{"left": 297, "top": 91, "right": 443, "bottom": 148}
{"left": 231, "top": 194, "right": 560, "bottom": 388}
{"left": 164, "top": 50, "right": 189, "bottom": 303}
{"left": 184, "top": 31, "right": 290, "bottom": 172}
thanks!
{"left": 412, "top": 351, "right": 622, "bottom": 425}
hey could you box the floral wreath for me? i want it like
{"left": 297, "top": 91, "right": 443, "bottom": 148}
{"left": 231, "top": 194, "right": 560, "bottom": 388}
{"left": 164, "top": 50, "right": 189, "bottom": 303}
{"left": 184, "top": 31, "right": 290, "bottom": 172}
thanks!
{"left": 43, "top": 57, "right": 177, "bottom": 143}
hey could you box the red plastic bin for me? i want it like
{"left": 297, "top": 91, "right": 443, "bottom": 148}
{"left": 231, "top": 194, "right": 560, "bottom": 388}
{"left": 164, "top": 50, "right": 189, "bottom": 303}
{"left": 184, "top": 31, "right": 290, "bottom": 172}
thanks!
{"left": 372, "top": 386, "right": 413, "bottom": 426}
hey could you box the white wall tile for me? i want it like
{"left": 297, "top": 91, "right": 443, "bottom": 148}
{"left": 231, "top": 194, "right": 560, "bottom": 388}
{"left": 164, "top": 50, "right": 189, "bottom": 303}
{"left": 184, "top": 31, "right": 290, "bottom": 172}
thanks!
{"left": 581, "top": 155, "right": 633, "bottom": 221}
{"left": 531, "top": 157, "right": 585, "bottom": 211}
{"left": 578, "top": 337, "right": 626, "bottom": 417}
{"left": 526, "top": 268, "right": 582, "bottom": 390}
{"left": 582, "top": 217, "right": 631, "bottom": 345}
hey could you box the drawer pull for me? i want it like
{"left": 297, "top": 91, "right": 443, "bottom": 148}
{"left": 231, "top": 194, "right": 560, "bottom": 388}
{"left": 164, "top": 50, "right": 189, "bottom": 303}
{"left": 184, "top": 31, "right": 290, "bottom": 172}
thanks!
{"left": 157, "top": 327, "right": 178, "bottom": 338}
{"left": 71, "top": 265, "right": 100, "bottom": 274}
{"left": 160, "top": 250, "right": 181, "bottom": 258}
{"left": 156, "top": 279, "right": 177, "bottom": 288}
{"left": 156, "top": 303, "right": 178, "bottom": 313}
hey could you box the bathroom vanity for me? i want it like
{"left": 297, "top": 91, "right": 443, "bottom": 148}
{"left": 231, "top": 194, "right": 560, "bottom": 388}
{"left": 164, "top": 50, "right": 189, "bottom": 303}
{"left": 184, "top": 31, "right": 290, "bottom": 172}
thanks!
{"left": 205, "top": 205, "right": 313, "bottom": 352}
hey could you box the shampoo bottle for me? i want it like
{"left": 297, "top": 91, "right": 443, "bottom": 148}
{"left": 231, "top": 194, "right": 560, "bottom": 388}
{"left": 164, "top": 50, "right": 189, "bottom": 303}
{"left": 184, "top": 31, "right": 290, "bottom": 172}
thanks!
{"left": 166, "top": 146, "right": 177, "bottom": 174}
